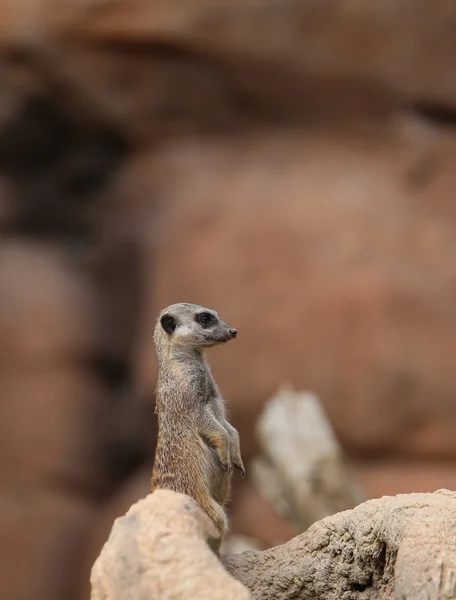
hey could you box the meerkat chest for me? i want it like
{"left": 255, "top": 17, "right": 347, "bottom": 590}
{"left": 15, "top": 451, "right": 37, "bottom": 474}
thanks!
{"left": 187, "top": 366, "right": 218, "bottom": 402}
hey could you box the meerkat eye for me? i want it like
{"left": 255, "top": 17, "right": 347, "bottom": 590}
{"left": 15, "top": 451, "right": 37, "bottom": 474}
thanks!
{"left": 196, "top": 312, "right": 215, "bottom": 327}
{"left": 160, "top": 314, "right": 176, "bottom": 334}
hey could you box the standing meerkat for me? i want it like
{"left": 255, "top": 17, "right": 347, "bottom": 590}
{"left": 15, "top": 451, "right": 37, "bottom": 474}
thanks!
{"left": 150, "top": 302, "right": 245, "bottom": 551}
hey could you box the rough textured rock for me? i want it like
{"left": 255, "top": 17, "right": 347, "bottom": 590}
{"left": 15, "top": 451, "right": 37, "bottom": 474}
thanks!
{"left": 90, "top": 490, "right": 251, "bottom": 600}
{"left": 2, "top": 2, "right": 456, "bottom": 599}
{"left": 5, "top": 0, "right": 456, "bottom": 144}
{"left": 0, "top": 239, "right": 149, "bottom": 600}
{"left": 80, "top": 465, "right": 151, "bottom": 600}
{"left": 224, "top": 489, "right": 456, "bottom": 600}
{"left": 81, "top": 468, "right": 295, "bottom": 600}
{"left": 5, "top": 0, "right": 456, "bottom": 116}
{"left": 137, "top": 131, "right": 456, "bottom": 461}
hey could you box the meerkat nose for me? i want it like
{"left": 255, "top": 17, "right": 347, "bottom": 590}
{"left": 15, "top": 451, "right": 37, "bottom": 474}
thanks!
{"left": 229, "top": 328, "right": 237, "bottom": 338}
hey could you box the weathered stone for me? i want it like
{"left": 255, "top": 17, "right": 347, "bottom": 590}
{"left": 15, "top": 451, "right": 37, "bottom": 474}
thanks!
{"left": 5, "top": 1, "right": 456, "bottom": 140}
{"left": 90, "top": 490, "right": 251, "bottom": 600}
{"left": 79, "top": 465, "right": 151, "bottom": 600}
{"left": 224, "top": 490, "right": 456, "bottom": 600}
{"left": 9, "top": 0, "right": 456, "bottom": 112}
{"left": 136, "top": 132, "right": 456, "bottom": 461}
{"left": 0, "top": 242, "right": 99, "bottom": 365}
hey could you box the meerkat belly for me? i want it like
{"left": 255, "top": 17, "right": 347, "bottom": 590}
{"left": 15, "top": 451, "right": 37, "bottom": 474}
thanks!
{"left": 152, "top": 429, "right": 220, "bottom": 498}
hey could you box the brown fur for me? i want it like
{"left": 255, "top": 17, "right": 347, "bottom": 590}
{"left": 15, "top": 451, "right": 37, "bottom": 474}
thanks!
{"left": 150, "top": 303, "right": 245, "bottom": 551}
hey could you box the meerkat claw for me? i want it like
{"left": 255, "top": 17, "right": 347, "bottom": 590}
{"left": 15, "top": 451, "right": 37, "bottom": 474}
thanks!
{"left": 234, "top": 464, "right": 246, "bottom": 477}
{"left": 220, "top": 460, "right": 231, "bottom": 472}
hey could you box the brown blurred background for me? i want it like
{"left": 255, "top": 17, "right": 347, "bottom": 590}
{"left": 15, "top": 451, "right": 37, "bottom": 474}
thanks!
{"left": 1, "top": 1, "right": 456, "bottom": 599}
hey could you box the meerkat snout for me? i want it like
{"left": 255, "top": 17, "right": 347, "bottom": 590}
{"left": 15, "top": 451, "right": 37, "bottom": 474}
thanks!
{"left": 229, "top": 328, "right": 237, "bottom": 338}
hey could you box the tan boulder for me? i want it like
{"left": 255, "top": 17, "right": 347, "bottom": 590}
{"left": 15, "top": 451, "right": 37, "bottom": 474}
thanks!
{"left": 3, "top": 0, "right": 456, "bottom": 111}
{"left": 90, "top": 490, "right": 251, "bottom": 600}
{"left": 0, "top": 242, "right": 99, "bottom": 366}
{"left": 91, "top": 488, "right": 456, "bottom": 600}
{"left": 80, "top": 465, "right": 151, "bottom": 600}
{"left": 224, "top": 489, "right": 456, "bottom": 600}
{"left": 0, "top": 241, "right": 130, "bottom": 600}
{"left": 135, "top": 131, "right": 456, "bottom": 461}
{"left": 4, "top": 1, "right": 456, "bottom": 140}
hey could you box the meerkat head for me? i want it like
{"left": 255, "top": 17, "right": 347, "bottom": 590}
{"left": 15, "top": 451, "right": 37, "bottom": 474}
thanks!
{"left": 154, "top": 302, "right": 237, "bottom": 353}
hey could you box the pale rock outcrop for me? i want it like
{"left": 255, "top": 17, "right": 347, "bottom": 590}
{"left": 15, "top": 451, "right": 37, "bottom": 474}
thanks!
{"left": 90, "top": 490, "right": 251, "bottom": 600}
{"left": 224, "top": 489, "right": 456, "bottom": 600}
{"left": 91, "top": 489, "right": 456, "bottom": 600}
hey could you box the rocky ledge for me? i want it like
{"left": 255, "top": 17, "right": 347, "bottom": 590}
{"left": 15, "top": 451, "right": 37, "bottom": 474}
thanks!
{"left": 90, "top": 488, "right": 456, "bottom": 600}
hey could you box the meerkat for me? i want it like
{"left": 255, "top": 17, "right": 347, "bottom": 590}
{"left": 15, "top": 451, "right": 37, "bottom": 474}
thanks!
{"left": 150, "top": 302, "right": 245, "bottom": 551}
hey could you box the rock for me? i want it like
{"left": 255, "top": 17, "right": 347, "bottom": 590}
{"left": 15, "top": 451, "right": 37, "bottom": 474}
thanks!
{"left": 0, "top": 239, "right": 149, "bottom": 600}
{"left": 79, "top": 465, "right": 151, "bottom": 600}
{"left": 251, "top": 389, "right": 365, "bottom": 532}
{"left": 220, "top": 535, "right": 263, "bottom": 556}
{"left": 23, "top": 0, "right": 456, "bottom": 114}
{"left": 136, "top": 131, "right": 456, "bottom": 461}
{"left": 0, "top": 0, "right": 395, "bottom": 141}
{"left": 0, "top": 489, "right": 95, "bottom": 600}
{"left": 6, "top": 0, "right": 456, "bottom": 142}
{"left": 90, "top": 488, "right": 456, "bottom": 600}
{"left": 82, "top": 466, "right": 297, "bottom": 600}
{"left": 90, "top": 490, "right": 251, "bottom": 600}
{"left": 0, "top": 241, "right": 100, "bottom": 366}
{"left": 224, "top": 489, "right": 456, "bottom": 600}
{"left": 0, "top": 366, "right": 113, "bottom": 494}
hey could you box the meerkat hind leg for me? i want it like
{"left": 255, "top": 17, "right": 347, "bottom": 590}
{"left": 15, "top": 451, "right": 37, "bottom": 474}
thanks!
{"left": 203, "top": 498, "right": 228, "bottom": 557}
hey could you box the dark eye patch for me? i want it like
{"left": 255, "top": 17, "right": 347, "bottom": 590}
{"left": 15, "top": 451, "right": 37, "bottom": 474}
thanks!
{"left": 195, "top": 312, "right": 216, "bottom": 328}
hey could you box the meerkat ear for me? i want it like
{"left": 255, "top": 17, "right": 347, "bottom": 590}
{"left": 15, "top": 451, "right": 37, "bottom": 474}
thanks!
{"left": 160, "top": 314, "right": 176, "bottom": 334}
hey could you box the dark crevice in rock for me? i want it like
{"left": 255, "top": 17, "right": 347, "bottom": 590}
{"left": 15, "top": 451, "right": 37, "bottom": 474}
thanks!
{"left": 0, "top": 96, "right": 127, "bottom": 242}
{"left": 350, "top": 580, "right": 370, "bottom": 592}
{"left": 376, "top": 541, "right": 387, "bottom": 578}
{"left": 0, "top": 90, "right": 150, "bottom": 487}
{"left": 411, "top": 102, "right": 456, "bottom": 128}
{"left": 85, "top": 354, "right": 131, "bottom": 390}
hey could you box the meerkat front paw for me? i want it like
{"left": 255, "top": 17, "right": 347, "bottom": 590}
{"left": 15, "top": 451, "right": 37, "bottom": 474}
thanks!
{"left": 203, "top": 426, "right": 232, "bottom": 472}
{"left": 219, "top": 459, "right": 232, "bottom": 473}
{"left": 231, "top": 452, "right": 245, "bottom": 477}
{"left": 225, "top": 423, "right": 245, "bottom": 478}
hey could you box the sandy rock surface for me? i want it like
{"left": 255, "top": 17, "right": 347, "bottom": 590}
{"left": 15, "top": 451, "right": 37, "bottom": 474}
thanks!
{"left": 91, "top": 488, "right": 456, "bottom": 600}
{"left": 224, "top": 489, "right": 456, "bottom": 600}
{"left": 90, "top": 490, "right": 251, "bottom": 600}
{"left": 2, "top": 2, "right": 456, "bottom": 599}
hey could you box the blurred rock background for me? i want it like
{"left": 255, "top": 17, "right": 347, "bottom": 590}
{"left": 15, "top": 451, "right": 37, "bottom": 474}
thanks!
{"left": 1, "top": 1, "right": 456, "bottom": 599}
